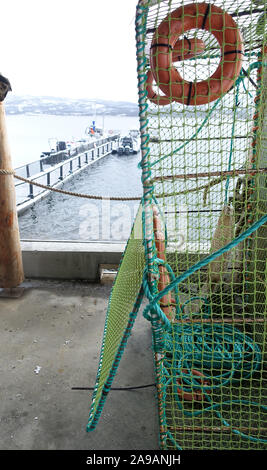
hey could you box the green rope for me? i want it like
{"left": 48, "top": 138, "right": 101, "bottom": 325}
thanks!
{"left": 136, "top": 2, "right": 267, "bottom": 450}
{"left": 146, "top": 62, "right": 264, "bottom": 170}
{"left": 146, "top": 213, "right": 267, "bottom": 312}
{"left": 142, "top": 212, "right": 267, "bottom": 448}
{"left": 144, "top": 96, "right": 222, "bottom": 168}
{"left": 139, "top": 54, "right": 267, "bottom": 449}
{"left": 164, "top": 328, "right": 266, "bottom": 443}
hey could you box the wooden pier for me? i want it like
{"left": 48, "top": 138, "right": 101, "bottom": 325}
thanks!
{"left": 15, "top": 134, "right": 120, "bottom": 215}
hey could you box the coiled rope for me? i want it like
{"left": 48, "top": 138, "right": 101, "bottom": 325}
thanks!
{"left": 163, "top": 320, "right": 266, "bottom": 445}
{"left": 142, "top": 211, "right": 267, "bottom": 448}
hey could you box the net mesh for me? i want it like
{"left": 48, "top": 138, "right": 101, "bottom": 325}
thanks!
{"left": 87, "top": 205, "right": 145, "bottom": 431}
{"left": 136, "top": 0, "right": 267, "bottom": 450}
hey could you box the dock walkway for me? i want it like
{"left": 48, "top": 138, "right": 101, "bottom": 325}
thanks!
{"left": 15, "top": 134, "right": 120, "bottom": 215}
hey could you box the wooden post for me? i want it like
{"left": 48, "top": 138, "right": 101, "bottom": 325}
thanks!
{"left": 0, "top": 74, "right": 24, "bottom": 287}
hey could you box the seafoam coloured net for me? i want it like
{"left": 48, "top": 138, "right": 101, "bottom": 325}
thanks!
{"left": 87, "top": 0, "right": 267, "bottom": 450}
{"left": 87, "top": 204, "right": 145, "bottom": 431}
{"left": 135, "top": 0, "right": 267, "bottom": 450}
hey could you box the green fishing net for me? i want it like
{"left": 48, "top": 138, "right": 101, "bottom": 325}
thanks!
{"left": 87, "top": 0, "right": 266, "bottom": 450}
{"left": 136, "top": 0, "right": 267, "bottom": 450}
{"left": 87, "top": 205, "right": 145, "bottom": 431}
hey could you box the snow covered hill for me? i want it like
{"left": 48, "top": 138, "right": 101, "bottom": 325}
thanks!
{"left": 5, "top": 95, "right": 138, "bottom": 117}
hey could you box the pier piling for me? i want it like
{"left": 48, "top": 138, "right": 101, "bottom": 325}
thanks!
{"left": 0, "top": 75, "right": 24, "bottom": 288}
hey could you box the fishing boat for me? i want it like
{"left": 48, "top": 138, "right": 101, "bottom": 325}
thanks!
{"left": 85, "top": 121, "right": 104, "bottom": 138}
{"left": 113, "top": 134, "right": 140, "bottom": 156}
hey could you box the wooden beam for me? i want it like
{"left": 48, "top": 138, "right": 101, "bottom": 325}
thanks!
{"left": 0, "top": 75, "right": 24, "bottom": 287}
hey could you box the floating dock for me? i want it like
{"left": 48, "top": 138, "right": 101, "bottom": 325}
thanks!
{"left": 15, "top": 134, "right": 120, "bottom": 215}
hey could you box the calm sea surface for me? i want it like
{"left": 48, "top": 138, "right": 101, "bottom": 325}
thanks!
{"left": 6, "top": 114, "right": 140, "bottom": 167}
{"left": 8, "top": 113, "right": 249, "bottom": 242}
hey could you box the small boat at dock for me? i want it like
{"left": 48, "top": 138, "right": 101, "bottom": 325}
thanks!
{"left": 112, "top": 132, "right": 140, "bottom": 156}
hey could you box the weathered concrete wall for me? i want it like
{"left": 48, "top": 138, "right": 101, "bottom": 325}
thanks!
{"left": 21, "top": 241, "right": 125, "bottom": 282}
{"left": 20, "top": 241, "right": 208, "bottom": 282}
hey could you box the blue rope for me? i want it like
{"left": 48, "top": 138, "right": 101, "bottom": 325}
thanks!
{"left": 163, "top": 321, "right": 266, "bottom": 444}
{"left": 147, "top": 62, "right": 263, "bottom": 170}
{"left": 143, "top": 212, "right": 267, "bottom": 447}
{"left": 148, "top": 213, "right": 267, "bottom": 309}
{"left": 138, "top": 27, "right": 267, "bottom": 446}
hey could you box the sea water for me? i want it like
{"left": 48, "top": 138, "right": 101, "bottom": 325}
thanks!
{"left": 9, "top": 113, "right": 250, "bottom": 242}
{"left": 8, "top": 114, "right": 142, "bottom": 241}
{"left": 18, "top": 149, "right": 143, "bottom": 242}
{"left": 6, "top": 114, "right": 140, "bottom": 167}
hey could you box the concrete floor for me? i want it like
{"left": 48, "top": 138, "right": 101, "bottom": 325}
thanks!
{"left": 0, "top": 279, "right": 159, "bottom": 450}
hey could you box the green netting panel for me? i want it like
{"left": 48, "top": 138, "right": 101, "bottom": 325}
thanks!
{"left": 87, "top": 205, "right": 145, "bottom": 431}
{"left": 136, "top": 0, "right": 267, "bottom": 450}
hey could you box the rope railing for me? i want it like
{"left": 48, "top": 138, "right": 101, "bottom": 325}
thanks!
{"left": 0, "top": 138, "right": 144, "bottom": 203}
{"left": 10, "top": 172, "right": 142, "bottom": 201}
{"left": 5, "top": 167, "right": 264, "bottom": 203}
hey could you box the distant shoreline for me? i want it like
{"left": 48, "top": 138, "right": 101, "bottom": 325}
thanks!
{"left": 6, "top": 111, "right": 138, "bottom": 117}
{"left": 5, "top": 95, "right": 139, "bottom": 117}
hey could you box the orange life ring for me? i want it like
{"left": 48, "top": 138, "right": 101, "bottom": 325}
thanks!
{"left": 146, "top": 69, "right": 172, "bottom": 106}
{"left": 150, "top": 2, "right": 244, "bottom": 106}
{"left": 152, "top": 206, "right": 174, "bottom": 321}
{"left": 146, "top": 37, "right": 205, "bottom": 105}
{"left": 176, "top": 369, "right": 210, "bottom": 402}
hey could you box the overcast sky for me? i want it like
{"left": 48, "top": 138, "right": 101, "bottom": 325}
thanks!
{"left": 1, "top": 0, "right": 139, "bottom": 103}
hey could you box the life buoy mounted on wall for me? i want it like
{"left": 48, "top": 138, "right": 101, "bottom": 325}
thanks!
{"left": 149, "top": 2, "right": 244, "bottom": 106}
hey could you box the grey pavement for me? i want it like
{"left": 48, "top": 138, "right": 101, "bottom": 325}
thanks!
{"left": 0, "top": 280, "right": 158, "bottom": 450}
